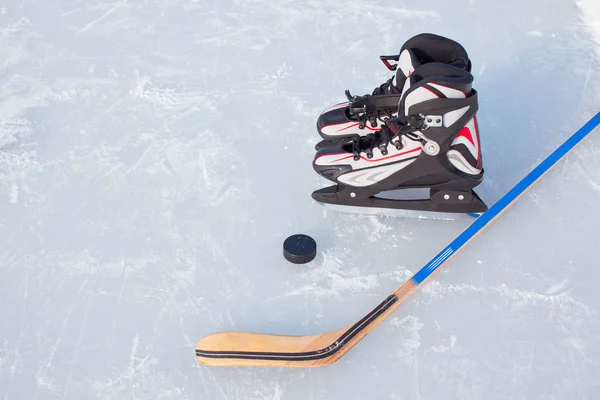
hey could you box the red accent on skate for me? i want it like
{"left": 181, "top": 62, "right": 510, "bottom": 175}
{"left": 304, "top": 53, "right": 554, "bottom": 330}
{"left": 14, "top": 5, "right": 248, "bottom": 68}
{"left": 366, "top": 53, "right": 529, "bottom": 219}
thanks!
{"left": 321, "top": 121, "right": 380, "bottom": 133}
{"left": 338, "top": 123, "right": 360, "bottom": 131}
{"left": 329, "top": 154, "right": 354, "bottom": 163}
{"left": 314, "top": 152, "right": 347, "bottom": 163}
{"left": 326, "top": 102, "right": 349, "bottom": 111}
{"left": 325, "top": 146, "right": 422, "bottom": 164}
{"left": 456, "top": 127, "right": 475, "bottom": 146}
{"left": 428, "top": 83, "right": 467, "bottom": 98}
{"left": 342, "top": 122, "right": 378, "bottom": 132}
{"left": 421, "top": 85, "right": 440, "bottom": 98}
{"left": 473, "top": 116, "right": 482, "bottom": 168}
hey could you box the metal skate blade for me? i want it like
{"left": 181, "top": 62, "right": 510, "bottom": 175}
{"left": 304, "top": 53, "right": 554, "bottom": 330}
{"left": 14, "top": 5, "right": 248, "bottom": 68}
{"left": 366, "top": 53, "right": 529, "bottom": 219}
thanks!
{"left": 312, "top": 187, "right": 485, "bottom": 220}
{"left": 315, "top": 202, "right": 481, "bottom": 221}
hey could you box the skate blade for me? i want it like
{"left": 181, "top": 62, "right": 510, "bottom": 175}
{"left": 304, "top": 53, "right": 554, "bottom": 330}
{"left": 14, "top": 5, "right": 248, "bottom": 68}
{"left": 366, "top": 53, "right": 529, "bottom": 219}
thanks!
{"left": 314, "top": 202, "right": 482, "bottom": 221}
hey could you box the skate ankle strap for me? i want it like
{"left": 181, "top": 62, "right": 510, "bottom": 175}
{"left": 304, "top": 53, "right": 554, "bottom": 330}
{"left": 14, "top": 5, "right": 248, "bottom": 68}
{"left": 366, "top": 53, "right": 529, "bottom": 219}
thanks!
{"left": 387, "top": 114, "right": 429, "bottom": 135}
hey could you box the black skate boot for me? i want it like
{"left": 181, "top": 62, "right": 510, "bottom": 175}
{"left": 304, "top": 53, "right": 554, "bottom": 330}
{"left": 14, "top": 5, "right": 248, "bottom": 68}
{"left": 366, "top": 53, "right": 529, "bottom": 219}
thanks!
{"left": 315, "top": 33, "right": 472, "bottom": 150}
{"left": 312, "top": 62, "right": 486, "bottom": 215}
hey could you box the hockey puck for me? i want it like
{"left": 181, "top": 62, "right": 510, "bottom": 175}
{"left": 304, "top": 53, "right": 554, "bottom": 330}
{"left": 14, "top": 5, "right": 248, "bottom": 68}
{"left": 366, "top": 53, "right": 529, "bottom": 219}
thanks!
{"left": 283, "top": 234, "right": 317, "bottom": 264}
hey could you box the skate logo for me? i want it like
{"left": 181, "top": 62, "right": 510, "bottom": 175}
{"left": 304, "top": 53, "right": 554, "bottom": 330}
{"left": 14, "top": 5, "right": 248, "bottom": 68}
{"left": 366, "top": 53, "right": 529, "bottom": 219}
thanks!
{"left": 338, "top": 161, "right": 413, "bottom": 187}
{"left": 345, "top": 169, "right": 390, "bottom": 184}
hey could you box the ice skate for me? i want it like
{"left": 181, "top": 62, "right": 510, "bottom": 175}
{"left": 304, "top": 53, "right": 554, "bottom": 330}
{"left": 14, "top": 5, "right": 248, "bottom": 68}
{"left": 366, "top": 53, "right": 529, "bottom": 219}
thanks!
{"left": 312, "top": 62, "right": 486, "bottom": 217}
{"left": 315, "top": 33, "right": 472, "bottom": 150}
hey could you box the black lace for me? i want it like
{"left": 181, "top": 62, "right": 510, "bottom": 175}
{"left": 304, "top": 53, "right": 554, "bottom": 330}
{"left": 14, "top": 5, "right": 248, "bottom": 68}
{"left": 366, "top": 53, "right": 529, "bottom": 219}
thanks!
{"left": 345, "top": 106, "right": 396, "bottom": 131}
{"left": 371, "top": 76, "right": 401, "bottom": 96}
{"left": 344, "top": 76, "right": 401, "bottom": 131}
{"left": 345, "top": 76, "right": 402, "bottom": 101}
{"left": 346, "top": 115, "right": 428, "bottom": 161}
{"left": 345, "top": 125, "right": 397, "bottom": 160}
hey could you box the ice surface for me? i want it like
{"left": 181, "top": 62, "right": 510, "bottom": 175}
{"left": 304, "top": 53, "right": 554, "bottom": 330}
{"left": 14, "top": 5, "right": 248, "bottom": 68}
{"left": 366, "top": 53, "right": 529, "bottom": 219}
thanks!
{"left": 0, "top": 0, "right": 599, "bottom": 399}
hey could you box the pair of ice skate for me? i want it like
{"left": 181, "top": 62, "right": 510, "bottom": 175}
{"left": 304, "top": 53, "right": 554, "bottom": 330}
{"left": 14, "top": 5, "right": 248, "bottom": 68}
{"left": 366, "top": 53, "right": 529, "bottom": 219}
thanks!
{"left": 311, "top": 33, "right": 487, "bottom": 216}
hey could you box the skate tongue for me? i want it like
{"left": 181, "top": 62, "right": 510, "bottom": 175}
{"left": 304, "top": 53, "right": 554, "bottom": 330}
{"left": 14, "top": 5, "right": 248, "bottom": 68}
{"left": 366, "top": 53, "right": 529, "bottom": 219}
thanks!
{"left": 398, "top": 63, "right": 473, "bottom": 116}
{"left": 394, "top": 49, "right": 419, "bottom": 91}
{"left": 392, "top": 33, "right": 473, "bottom": 98}
{"left": 397, "top": 49, "right": 418, "bottom": 78}
{"left": 399, "top": 33, "right": 472, "bottom": 72}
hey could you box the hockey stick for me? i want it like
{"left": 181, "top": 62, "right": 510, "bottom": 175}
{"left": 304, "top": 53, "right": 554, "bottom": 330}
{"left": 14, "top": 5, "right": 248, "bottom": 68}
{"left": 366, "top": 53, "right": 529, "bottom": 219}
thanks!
{"left": 195, "top": 112, "right": 600, "bottom": 367}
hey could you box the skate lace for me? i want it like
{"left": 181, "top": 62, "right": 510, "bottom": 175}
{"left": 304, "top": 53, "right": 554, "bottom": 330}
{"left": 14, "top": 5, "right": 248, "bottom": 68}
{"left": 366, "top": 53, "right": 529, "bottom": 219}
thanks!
{"left": 371, "top": 76, "right": 401, "bottom": 96}
{"left": 346, "top": 76, "right": 401, "bottom": 101}
{"left": 347, "top": 105, "right": 396, "bottom": 131}
{"left": 344, "top": 78, "right": 400, "bottom": 130}
{"left": 348, "top": 115, "right": 428, "bottom": 160}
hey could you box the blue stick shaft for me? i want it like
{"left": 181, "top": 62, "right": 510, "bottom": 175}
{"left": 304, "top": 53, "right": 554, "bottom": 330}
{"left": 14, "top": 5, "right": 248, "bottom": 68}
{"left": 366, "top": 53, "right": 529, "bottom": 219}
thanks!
{"left": 412, "top": 112, "right": 600, "bottom": 284}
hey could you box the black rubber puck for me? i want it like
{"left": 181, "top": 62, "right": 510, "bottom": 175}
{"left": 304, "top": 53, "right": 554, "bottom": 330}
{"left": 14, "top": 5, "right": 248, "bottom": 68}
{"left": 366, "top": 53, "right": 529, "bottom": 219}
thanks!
{"left": 283, "top": 234, "right": 317, "bottom": 264}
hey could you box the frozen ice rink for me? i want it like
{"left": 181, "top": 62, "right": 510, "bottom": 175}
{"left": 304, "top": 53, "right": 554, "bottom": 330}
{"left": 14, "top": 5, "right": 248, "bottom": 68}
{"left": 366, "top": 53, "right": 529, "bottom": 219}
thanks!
{"left": 1, "top": 0, "right": 600, "bottom": 398}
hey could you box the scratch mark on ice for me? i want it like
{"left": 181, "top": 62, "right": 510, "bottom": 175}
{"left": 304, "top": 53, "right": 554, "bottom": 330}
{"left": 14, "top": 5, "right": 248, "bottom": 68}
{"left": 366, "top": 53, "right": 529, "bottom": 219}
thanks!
{"left": 527, "top": 340, "right": 536, "bottom": 379}
{"left": 546, "top": 277, "right": 568, "bottom": 295}
{"left": 414, "top": 349, "right": 420, "bottom": 400}
{"left": 78, "top": 0, "right": 127, "bottom": 33}
{"left": 61, "top": 305, "right": 90, "bottom": 400}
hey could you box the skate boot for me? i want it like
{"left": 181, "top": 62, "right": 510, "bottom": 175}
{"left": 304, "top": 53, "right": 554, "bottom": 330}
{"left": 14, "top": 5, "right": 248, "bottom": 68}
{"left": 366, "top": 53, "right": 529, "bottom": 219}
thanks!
{"left": 315, "top": 33, "right": 472, "bottom": 150}
{"left": 312, "top": 62, "right": 486, "bottom": 215}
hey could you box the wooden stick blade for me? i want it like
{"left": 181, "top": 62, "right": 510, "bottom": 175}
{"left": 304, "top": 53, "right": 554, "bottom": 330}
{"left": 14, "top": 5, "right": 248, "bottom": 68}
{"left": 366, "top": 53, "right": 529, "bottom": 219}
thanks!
{"left": 195, "top": 329, "right": 349, "bottom": 367}
{"left": 195, "top": 294, "right": 401, "bottom": 367}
